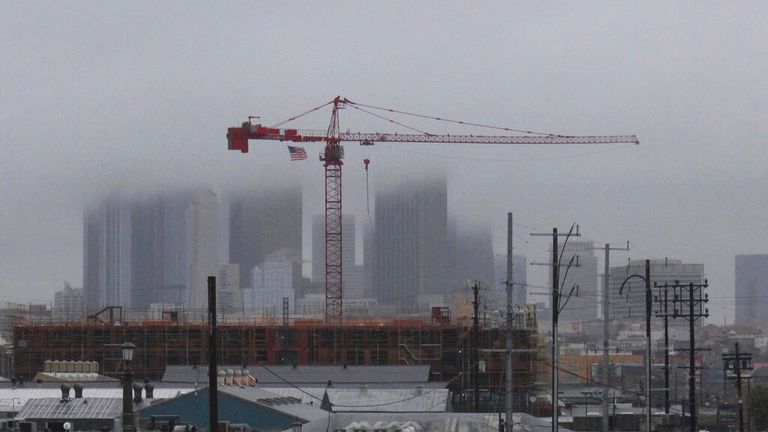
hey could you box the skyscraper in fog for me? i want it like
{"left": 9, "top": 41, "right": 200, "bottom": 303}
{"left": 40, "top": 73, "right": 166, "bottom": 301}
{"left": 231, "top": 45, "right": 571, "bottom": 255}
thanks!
{"left": 187, "top": 191, "right": 220, "bottom": 309}
{"left": 84, "top": 190, "right": 223, "bottom": 312}
{"left": 448, "top": 223, "right": 494, "bottom": 291}
{"left": 552, "top": 239, "right": 599, "bottom": 323}
{"left": 229, "top": 186, "right": 302, "bottom": 289}
{"left": 83, "top": 197, "right": 132, "bottom": 312}
{"left": 372, "top": 176, "right": 447, "bottom": 309}
{"left": 735, "top": 254, "right": 768, "bottom": 326}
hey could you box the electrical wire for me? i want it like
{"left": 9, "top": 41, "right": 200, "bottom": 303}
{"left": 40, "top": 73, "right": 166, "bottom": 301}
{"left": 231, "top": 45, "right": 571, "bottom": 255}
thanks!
{"left": 256, "top": 359, "right": 472, "bottom": 410}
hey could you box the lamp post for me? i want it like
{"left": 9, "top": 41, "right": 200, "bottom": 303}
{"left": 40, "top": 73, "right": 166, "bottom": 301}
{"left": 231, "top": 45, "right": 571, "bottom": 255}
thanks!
{"left": 10, "top": 397, "right": 19, "bottom": 432}
{"left": 121, "top": 342, "right": 136, "bottom": 432}
{"left": 618, "top": 259, "right": 651, "bottom": 432}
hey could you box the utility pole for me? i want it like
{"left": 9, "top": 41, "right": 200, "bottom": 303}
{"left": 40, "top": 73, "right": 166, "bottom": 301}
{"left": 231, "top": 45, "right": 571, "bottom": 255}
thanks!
{"left": 506, "top": 213, "right": 514, "bottom": 431}
{"left": 597, "top": 241, "right": 629, "bottom": 432}
{"left": 723, "top": 342, "right": 753, "bottom": 432}
{"left": 472, "top": 280, "right": 481, "bottom": 413}
{"left": 672, "top": 280, "right": 709, "bottom": 432}
{"left": 655, "top": 282, "right": 673, "bottom": 414}
{"left": 618, "top": 259, "right": 652, "bottom": 432}
{"left": 714, "top": 393, "right": 723, "bottom": 432}
{"left": 531, "top": 225, "right": 580, "bottom": 432}
{"left": 207, "top": 276, "right": 219, "bottom": 432}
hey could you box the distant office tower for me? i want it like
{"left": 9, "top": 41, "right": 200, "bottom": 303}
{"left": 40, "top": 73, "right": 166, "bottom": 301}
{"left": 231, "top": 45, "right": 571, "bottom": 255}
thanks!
{"left": 83, "top": 197, "right": 132, "bottom": 312}
{"left": 218, "top": 263, "right": 241, "bottom": 314}
{"left": 84, "top": 190, "right": 224, "bottom": 312}
{"left": 187, "top": 191, "right": 220, "bottom": 309}
{"left": 372, "top": 176, "right": 448, "bottom": 309}
{"left": 248, "top": 259, "right": 295, "bottom": 317}
{"left": 362, "top": 219, "right": 374, "bottom": 299}
{"left": 494, "top": 254, "right": 528, "bottom": 308}
{"left": 735, "top": 254, "right": 768, "bottom": 326}
{"left": 156, "top": 193, "right": 193, "bottom": 305}
{"left": 551, "top": 240, "right": 599, "bottom": 323}
{"left": 53, "top": 282, "right": 85, "bottom": 321}
{"left": 311, "top": 214, "right": 364, "bottom": 299}
{"left": 129, "top": 195, "right": 166, "bottom": 309}
{"left": 228, "top": 186, "right": 302, "bottom": 289}
{"left": 609, "top": 259, "right": 704, "bottom": 323}
{"left": 450, "top": 224, "right": 495, "bottom": 294}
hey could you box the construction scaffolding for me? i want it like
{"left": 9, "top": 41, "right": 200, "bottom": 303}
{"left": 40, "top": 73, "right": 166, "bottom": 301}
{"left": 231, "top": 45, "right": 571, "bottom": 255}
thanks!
{"left": 12, "top": 308, "right": 538, "bottom": 411}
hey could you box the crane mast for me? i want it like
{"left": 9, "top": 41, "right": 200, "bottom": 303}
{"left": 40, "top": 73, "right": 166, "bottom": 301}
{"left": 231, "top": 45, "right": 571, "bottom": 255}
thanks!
{"left": 227, "top": 96, "right": 639, "bottom": 323}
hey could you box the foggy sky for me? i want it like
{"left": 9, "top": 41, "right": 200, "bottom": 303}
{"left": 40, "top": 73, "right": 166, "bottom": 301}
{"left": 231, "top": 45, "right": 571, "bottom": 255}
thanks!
{"left": 1, "top": 2, "right": 766, "bottom": 325}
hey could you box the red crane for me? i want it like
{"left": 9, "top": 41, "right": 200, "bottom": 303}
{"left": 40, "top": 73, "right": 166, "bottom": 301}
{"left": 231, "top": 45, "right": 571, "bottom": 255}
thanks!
{"left": 227, "top": 96, "right": 639, "bottom": 323}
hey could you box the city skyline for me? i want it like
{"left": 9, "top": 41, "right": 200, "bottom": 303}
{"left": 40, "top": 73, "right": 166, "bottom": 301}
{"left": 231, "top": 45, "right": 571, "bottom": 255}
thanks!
{"left": 2, "top": 3, "right": 767, "bottom": 327}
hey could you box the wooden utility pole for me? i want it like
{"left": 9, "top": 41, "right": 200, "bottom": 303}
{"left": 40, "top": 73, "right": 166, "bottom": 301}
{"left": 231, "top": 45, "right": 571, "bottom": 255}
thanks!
{"left": 723, "top": 342, "right": 753, "bottom": 432}
{"left": 471, "top": 281, "right": 481, "bottom": 412}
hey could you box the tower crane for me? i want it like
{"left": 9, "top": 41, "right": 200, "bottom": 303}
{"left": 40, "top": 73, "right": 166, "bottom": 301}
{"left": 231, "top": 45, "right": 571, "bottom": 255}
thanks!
{"left": 227, "top": 96, "right": 639, "bottom": 323}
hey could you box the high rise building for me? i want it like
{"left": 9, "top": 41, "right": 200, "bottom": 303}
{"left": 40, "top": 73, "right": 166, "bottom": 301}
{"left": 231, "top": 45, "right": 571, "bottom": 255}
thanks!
{"left": 372, "top": 176, "right": 447, "bottom": 310}
{"left": 311, "top": 214, "right": 364, "bottom": 299}
{"left": 450, "top": 225, "right": 495, "bottom": 295}
{"left": 187, "top": 191, "right": 220, "bottom": 309}
{"left": 84, "top": 190, "right": 223, "bottom": 312}
{"left": 83, "top": 197, "right": 132, "bottom": 312}
{"left": 129, "top": 195, "right": 165, "bottom": 309}
{"left": 218, "top": 263, "right": 241, "bottom": 314}
{"left": 735, "top": 254, "right": 768, "bottom": 326}
{"left": 247, "top": 259, "right": 295, "bottom": 317}
{"left": 228, "top": 186, "right": 302, "bottom": 289}
{"left": 552, "top": 240, "right": 599, "bottom": 323}
{"left": 53, "top": 282, "right": 85, "bottom": 321}
{"left": 609, "top": 259, "right": 704, "bottom": 324}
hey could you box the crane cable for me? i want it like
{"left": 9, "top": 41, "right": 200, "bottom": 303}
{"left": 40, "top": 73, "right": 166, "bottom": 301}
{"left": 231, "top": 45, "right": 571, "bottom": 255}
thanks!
{"left": 345, "top": 103, "right": 433, "bottom": 135}
{"left": 346, "top": 100, "right": 572, "bottom": 137}
{"left": 269, "top": 100, "right": 335, "bottom": 128}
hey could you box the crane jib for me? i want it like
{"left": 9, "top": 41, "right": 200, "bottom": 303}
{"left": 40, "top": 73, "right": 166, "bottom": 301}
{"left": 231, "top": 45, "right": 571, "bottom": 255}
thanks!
{"left": 229, "top": 124, "right": 639, "bottom": 150}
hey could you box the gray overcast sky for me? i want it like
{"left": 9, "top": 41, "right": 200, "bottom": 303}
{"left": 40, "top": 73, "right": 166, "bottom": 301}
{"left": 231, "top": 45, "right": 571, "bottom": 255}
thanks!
{"left": 1, "top": 2, "right": 766, "bottom": 324}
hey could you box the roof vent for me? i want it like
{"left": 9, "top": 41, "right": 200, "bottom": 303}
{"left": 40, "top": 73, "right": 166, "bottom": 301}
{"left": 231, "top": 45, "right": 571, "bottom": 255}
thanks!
{"left": 60, "top": 384, "right": 71, "bottom": 401}
{"left": 73, "top": 384, "right": 84, "bottom": 398}
{"left": 133, "top": 383, "right": 144, "bottom": 403}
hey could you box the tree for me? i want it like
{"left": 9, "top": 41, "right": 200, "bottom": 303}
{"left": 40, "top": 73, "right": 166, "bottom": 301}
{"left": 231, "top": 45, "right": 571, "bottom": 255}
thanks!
{"left": 749, "top": 385, "right": 768, "bottom": 431}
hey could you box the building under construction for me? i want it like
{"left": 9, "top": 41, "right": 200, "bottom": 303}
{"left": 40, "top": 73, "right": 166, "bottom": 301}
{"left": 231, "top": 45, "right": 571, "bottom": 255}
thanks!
{"left": 11, "top": 306, "right": 539, "bottom": 411}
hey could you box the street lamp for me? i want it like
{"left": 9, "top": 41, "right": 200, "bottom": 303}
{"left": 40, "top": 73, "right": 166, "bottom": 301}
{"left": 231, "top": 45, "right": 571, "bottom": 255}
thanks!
{"left": 121, "top": 342, "right": 136, "bottom": 432}
{"left": 618, "top": 259, "right": 651, "bottom": 432}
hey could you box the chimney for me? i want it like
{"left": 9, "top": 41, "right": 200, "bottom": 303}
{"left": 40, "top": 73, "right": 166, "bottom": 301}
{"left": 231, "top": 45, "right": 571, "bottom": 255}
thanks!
{"left": 132, "top": 383, "right": 143, "bottom": 403}
{"left": 144, "top": 383, "right": 154, "bottom": 399}
{"left": 60, "top": 384, "right": 71, "bottom": 401}
{"left": 73, "top": 384, "right": 84, "bottom": 398}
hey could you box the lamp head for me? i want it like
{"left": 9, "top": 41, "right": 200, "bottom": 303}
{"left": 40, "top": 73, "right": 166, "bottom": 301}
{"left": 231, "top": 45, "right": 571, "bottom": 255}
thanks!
{"left": 121, "top": 342, "right": 136, "bottom": 362}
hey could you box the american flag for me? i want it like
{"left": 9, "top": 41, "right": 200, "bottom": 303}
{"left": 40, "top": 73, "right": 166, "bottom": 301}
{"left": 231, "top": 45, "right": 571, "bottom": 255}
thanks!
{"left": 287, "top": 145, "right": 307, "bottom": 161}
